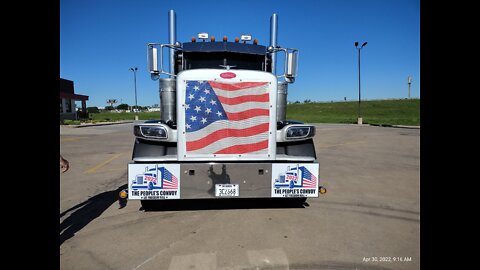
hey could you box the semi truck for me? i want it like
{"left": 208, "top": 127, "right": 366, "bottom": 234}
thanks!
{"left": 124, "top": 10, "right": 326, "bottom": 208}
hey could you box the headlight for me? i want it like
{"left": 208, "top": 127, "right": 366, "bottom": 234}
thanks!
{"left": 284, "top": 125, "right": 315, "bottom": 141}
{"left": 134, "top": 124, "right": 168, "bottom": 140}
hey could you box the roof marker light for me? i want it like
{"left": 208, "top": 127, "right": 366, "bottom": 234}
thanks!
{"left": 223, "top": 36, "right": 228, "bottom": 42}
{"left": 211, "top": 36, "right": 215, "bottom": 42}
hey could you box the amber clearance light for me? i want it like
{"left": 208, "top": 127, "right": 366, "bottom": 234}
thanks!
{"left": 119, "top": 189, "right": 128, "bottom": 199}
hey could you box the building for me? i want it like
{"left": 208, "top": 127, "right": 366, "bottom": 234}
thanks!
{"left": 60, "top": 78, "right": 89, "bottom": 121}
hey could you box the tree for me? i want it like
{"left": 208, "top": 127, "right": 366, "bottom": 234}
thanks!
{"left": 117, "top": 103, "right": 129, "bottom": 110}
{"left": 87, "top": 106, "right": 99, "bottom": 113}
{"left": 105, "top": 106, "right": 114, "bottom": 111}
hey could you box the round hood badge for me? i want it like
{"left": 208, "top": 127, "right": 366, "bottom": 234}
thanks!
{"left": 220, "top": 72, "right": 236, "bottom": 79}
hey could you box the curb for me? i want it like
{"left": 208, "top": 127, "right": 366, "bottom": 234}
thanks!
{"left": 62, "top": 121, "right": 134, "bottom": 128}
{"left": 369, "top": 124, "right": 420, "bottom": 129}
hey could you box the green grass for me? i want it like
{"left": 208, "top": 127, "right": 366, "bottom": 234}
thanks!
{"left": 82, "top": 98, "right": 419, "bottom": 126}
{"left": 89, "top": 111, "right": 161, "bottom": 122}
{"left": 287, "top": 98, "right": 420, "bottom": 126}
{"left": 63, "top": 119, "right": 82, "bottom": 125}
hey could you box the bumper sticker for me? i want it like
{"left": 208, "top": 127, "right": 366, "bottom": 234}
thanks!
{"left": 128, "top": 164, "right": 180, "bottom": 199}
{"left": 271, "top": 163, "right": 319, "bottom": 198}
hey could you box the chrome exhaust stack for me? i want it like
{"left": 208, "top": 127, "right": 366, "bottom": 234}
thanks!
{"left": 159, "top": 10, "right": 177, "bottom": 124}
{"left": 270, "top": 13, "right": 278, "bottom": 74}
{"left": 168, "top": 10, "right": 176, "bottom": 77}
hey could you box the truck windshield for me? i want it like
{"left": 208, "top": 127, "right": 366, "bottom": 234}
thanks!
{"left": 183, "top": 52, "right": 266, "bottom": 71}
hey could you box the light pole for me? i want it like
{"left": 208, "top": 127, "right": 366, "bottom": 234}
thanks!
{"left": 408, "top": 75, "right": 412, "bottom": 99}
{"left": 129, "top": 67, "right": 138, "bottom": 120}
{"left": 355, "top": 41, "right": 367, "bottom": 125}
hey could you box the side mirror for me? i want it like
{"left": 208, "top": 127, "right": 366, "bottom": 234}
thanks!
{"left": 148, "top": 46, "right": 160, "bottom": 80}
{"left": 285, "top": 50, "right": 298, "bottom": 83}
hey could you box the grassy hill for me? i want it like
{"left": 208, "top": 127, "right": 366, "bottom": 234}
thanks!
{"left": 78, "top": 98, "right": 419, "bottom": 126}
{"left": 287, "top": 98, "right": 420, "bottom": 126}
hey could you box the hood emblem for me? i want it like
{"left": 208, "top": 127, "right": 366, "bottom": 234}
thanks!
{"left": 220, "top": 72, "right": 236, "bottom": 79}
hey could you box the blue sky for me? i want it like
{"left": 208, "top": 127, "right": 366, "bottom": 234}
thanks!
{"left": 60, "top": 0, "right": 420, "bottom": 108}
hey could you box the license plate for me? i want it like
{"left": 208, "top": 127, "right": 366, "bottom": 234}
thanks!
{"left": 215, "top": 184, "right": 239, "bottom": 197}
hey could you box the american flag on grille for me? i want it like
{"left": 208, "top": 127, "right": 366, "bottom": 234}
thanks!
{"left": 160, "top": 167, "right": 178, "bottom": 189}
{"left": 184, "top": 80, "right": 270, "bottom": 155}
{"left": 300, "top": 166, "right": 317, "bottom": 188}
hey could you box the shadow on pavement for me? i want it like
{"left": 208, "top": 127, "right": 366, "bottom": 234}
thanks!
{"left": 140, "top": 198, "right": 308, "bottom": 211}
{"left": 60, "top": 184, "right": 128, "bottom": 246}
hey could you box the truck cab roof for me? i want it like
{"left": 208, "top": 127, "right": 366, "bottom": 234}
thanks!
{"left": 180, "top": 42, "right": 270, "bottom": 71}
{"left": 182, "top": 41, "right": 267, "bottom": 56}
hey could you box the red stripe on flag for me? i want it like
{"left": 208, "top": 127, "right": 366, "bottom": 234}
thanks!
{"left": 186, "top": 123, "right": 270, "bottom": 151}
{"left": 214, "top": 140, "right": 269, "bottom": 154}
{"left": 163, "top": 176, "right": 178, "bottom": 189}
{"left": 217, "top": 93, "right": 269, "bottom": 105}
{"left": 226, "top": 109, "right": 270, "bottom": 121}
{"left": 209, "top": 81, "right": 268, "bottom": 91}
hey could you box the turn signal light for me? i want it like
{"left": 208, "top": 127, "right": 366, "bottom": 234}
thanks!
{"left": 319, "top": 186, "right": 327, "bottom": 194}
{"left": 119, "top": 190, "right": 128, "bottom": 199}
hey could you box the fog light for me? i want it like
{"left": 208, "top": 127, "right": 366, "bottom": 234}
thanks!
{"left": 119, "top": 189, "right": 128, "bottom": 199}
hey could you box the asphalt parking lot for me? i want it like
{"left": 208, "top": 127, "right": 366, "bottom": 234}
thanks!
{"left": 60, "top": 123, "right": 419, "bottom": 270}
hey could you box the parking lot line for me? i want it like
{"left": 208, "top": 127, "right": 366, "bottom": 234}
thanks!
{"left": 84, "top": 153, "right": 125, "bottom": 174}
{"left": 60, "top": 137, "right": 87, "bottom": 142}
